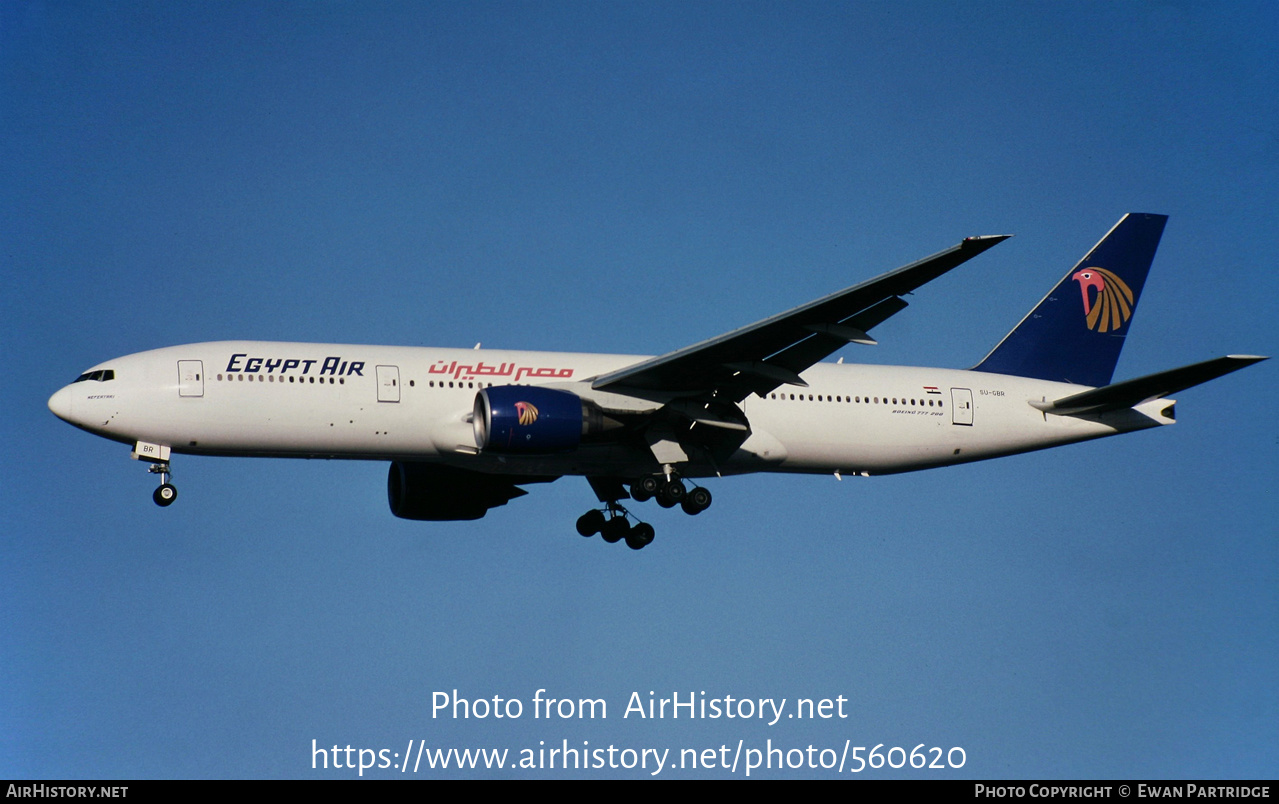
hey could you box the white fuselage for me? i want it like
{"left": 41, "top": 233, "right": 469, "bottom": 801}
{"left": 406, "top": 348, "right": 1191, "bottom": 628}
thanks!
{"left": 48, "top": 340, "right": 1174, "bottom": 480}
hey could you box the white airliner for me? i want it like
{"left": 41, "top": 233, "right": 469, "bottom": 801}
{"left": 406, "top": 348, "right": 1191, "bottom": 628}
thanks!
{"left": 49, "top": 214, "right": 1264, "bottom": 549}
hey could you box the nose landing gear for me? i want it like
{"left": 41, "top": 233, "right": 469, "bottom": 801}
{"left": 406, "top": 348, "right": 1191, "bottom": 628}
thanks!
{"left": 132, "top": 441, "right": 178, "bottom": 507}
{"left": 149, "top": 462, "right": 177, "bottom": 507}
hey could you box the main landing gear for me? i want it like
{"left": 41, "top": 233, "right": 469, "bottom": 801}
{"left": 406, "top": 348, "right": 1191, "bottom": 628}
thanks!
{"left": 628, "top": 475, "right": 712, "bottom": 516}
{"left": 576, "top": 473, "right": 712, "bottom": 550}
{"left": 149, "top": 462, "right": 177, "bottom": 507}
{"left": 576, "top": 504, "right": 655, "bottom": 551}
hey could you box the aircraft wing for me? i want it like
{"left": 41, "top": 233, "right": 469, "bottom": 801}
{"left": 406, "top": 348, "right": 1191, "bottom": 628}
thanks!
{"left": 591, "top": 234, "right": 1010, "bottom": 401}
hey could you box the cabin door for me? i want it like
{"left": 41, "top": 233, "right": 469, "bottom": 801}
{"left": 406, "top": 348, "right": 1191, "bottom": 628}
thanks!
{"left": 376, "top": 365, "right": 401, "bottom": 403}
{"left": 178, "top": 361, "right": 204, "bottom": 398}
{"left": 950, "top": 388, "right": 973, "bottom": 426}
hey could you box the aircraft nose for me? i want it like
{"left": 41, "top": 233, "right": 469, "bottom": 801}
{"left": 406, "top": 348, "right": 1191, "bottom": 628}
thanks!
{"left": 48, "top": 385, "right": 74, "bottom": 422}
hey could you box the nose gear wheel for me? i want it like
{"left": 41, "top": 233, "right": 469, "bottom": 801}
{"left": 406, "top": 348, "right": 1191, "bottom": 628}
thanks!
{"left": 148, "top": 462, "right": 177, "bottom": 507}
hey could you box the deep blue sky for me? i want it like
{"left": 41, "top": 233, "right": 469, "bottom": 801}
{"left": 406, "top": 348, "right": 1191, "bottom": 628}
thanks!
{"left": 3, "top": 2, "right": 1275, "bottom": 779}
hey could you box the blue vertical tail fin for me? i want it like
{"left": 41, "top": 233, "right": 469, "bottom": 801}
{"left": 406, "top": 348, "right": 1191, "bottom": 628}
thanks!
{"left": 972, "top": 213, "right": 1168, "bottom": 387}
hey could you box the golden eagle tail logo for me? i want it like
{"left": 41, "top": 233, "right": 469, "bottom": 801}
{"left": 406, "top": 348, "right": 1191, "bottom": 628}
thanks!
{"left": 514, "top": 401, "right": 539, "bottom": 426}
{"left": 1072, "top": 266, "right": 1134, "bottom": 333}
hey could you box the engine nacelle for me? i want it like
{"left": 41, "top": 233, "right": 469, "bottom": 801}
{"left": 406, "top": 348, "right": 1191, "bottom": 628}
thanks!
{"left": 388, "top": 461, "right": 529, "bottom": 521}
{"left": 474, "top": 385, "right": 608, "bottom": 454}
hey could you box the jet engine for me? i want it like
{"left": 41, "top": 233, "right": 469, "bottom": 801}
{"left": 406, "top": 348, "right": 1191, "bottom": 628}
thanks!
{"left": 473, "top": 385, "right": 614, "bottom": 454}
{"left": 388, "top": 461, "right": 541, "bottom": 520}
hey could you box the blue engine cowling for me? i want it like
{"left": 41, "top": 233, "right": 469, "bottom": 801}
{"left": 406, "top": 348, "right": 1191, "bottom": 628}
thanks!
{"left": 474, "top": 385, "right": 589, "bottom": 454}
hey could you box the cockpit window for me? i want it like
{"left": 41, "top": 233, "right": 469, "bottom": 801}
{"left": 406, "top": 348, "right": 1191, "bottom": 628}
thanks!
{"left": 72, "top": 369, "right": 115, "bottom": 383}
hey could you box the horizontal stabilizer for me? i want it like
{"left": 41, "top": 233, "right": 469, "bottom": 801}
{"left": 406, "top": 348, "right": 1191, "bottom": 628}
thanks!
{"left": 1030, "top": 355, "right": 1268, "bottom": 415}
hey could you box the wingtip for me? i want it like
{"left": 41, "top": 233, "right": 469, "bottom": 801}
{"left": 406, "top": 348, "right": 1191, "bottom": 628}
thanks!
{"left": 961, "top": 234, "right": 1013, "bottom": 251}
{"left": 1225, "top": 354, "right": 1269, "bottom": 363}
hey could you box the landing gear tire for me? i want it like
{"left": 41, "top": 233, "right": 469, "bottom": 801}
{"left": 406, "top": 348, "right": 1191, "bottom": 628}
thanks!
{"left": 656, "top": 478, "right": 686, "bottom": 508}
{"left": 153, "top": 483, "right": 178, "bottom": 507}
{"left": 601, "top": 517, "right": 628, "bottom": 544}
{"left": 682, "top": 486, "right": 712, "bottom": 515}
{"left": 626, "top": 522, "right": 655, "bottom": 550}
{"left": 576, "top": 509, "right": 606, "bottom": 537}
{"left": 631, "top": 476, "right": 659, "bottom": 502}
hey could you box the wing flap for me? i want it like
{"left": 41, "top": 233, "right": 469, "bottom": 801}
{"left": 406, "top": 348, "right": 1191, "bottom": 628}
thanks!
{"left": 771, "top": 296, "right": 911, "bottom": 372}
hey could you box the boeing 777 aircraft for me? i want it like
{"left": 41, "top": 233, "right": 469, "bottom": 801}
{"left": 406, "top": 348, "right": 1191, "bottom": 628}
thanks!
{"left": 49, "top": 214, "right": 1264, "bottom": 549}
